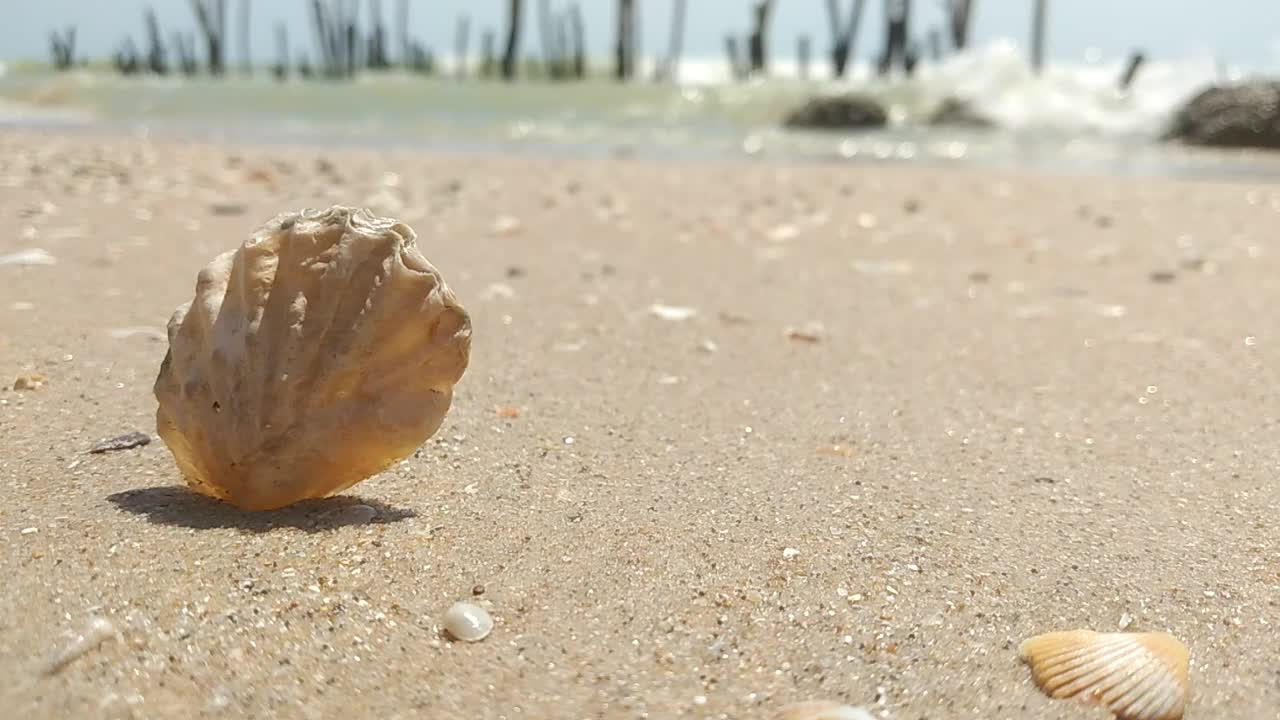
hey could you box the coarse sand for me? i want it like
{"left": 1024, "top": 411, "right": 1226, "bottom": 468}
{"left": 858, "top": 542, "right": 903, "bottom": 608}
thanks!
{"left": 1, "top": 129, "right": 1278, "bottom": 719}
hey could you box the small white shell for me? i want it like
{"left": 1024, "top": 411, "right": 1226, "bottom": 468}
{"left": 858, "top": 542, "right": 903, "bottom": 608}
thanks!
{"left": 1019, "top": 629, "right": 1190, "bottom": 720}
{"left": 649, "top": 303, "right": 697, "bottom": 321}
{"left": 772, "top": 701, "right": 876, "bottom": 720}
{"left": 442, "top": 602, "right": 493, "bottom": 642}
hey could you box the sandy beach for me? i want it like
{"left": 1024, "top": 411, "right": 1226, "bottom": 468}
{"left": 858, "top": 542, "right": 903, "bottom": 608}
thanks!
{"left": 2, "top": 127, "right": 1279, "bottom": 719}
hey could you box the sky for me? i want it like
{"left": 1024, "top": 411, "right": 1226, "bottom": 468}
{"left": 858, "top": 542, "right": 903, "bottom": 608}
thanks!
{"left": 5, "top": 1, "right": 1280, "bottom": 68}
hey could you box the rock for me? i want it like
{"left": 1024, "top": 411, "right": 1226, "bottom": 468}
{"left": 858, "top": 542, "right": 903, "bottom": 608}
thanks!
{"left": 1164, "top": 80, "right": 1280, "bottom": 149}
{"left": 89, "top": 431, "right": 152, "bottom": 454}
{"left": 927, "top": 97, "right": 995, "bottom": 129}
{"left": 783, "top": 94, "right": 888, "bottom": 131}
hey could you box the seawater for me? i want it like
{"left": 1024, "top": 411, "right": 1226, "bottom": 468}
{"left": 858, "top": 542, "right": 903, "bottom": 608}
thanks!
{"left": 4, "top": 40, "right": 1280, "bottom": 180}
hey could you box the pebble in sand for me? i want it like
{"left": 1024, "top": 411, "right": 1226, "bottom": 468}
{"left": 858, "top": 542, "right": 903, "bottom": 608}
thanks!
{"left": 442, "top": 602, "right": 493, "bottom": 642}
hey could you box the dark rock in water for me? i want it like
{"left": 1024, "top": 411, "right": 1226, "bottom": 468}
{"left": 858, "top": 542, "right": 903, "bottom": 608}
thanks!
{"left": 927, "top": 97, "right": 995, "bottom": 129}
{"left": 783, "top": 94, "right": 888, "bottom": 131}
{"left": 1164, "top": 81, "right": 1280, "bottom": 149}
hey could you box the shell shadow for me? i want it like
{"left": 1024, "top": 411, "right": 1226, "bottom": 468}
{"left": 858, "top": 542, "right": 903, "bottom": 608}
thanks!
{"left": 106, "top": 485, "right": 417, "bottom": 532}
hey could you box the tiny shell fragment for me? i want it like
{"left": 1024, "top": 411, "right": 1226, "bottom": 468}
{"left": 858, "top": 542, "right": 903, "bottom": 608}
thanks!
{"left": 0, "top": 248, "right": 57, "bottom": 267}
{"left": 1019, "top": 629, "right": 1190, "bottom": 720}
{"left": 772, "top": 700, "right": 876, "bottom": 720}
{"left": 786, "top": 322, "right": 825, "bottom": 343}
{"left": 492, "top": 215, "right": 521, "bottom": 235}
{"left": 89, "top": 431, "right": 152, "bottom": 454}
{"left": 442, "top": 602, "right": 493, "bottom": 642}
{"left": 42, "top": 617, "right": 119, "bottom": 675}
{"left": 649, "top": 303, "right": 697, "bottom": 321}
{"left": 767, "top": 223, "right": 799, "bottom": 242}
{"left": 13, "top": 373, "right": 46, "bottom": 391}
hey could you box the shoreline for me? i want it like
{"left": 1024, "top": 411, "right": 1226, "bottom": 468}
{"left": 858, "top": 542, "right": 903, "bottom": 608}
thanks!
{"left": 8, "top": 115, "right": 1280, "bottom": 186}
{"left": 2, "top": 128, "right": 1279, "bottom": 718}
{"left": 7, "top": 59, "right": 1280, "bottom": 183}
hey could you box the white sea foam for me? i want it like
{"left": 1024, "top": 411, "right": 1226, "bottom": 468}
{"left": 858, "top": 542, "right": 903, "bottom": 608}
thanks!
{"left": 667, "top": 39, "right": 1263, "bottom": 138}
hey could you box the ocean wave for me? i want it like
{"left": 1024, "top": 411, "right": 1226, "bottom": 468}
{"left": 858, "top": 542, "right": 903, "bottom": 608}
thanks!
{"left": 2, "top": 39, "right": 1277, "bottom": 179}
{"left": 662, "top": 39, "right": 1242, "bottom": 138}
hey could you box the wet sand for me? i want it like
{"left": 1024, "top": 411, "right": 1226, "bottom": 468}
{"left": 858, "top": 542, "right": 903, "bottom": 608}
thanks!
{"left": 1, "top": 128, "right": 1278, "bottom": 719}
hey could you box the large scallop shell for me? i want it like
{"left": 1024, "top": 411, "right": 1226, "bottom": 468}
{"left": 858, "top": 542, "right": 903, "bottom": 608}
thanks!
{"left": 1019, "top": 629, "right": 1190, "bottom": 720}
{"left": 154, "top": 205, "right": 471, "bottom": 511}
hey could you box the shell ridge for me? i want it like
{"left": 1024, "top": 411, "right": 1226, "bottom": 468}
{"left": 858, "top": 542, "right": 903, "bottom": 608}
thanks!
{"left": 1102, "top": 653, "right": 1164, "bottom": 708}
{"left": 1126, "top": 668, "right": 1181, "bottom": 720}
{"left": 255, "top": 226, "right": 334, "bottom": 431}
{"left": 1121, "top": 678, "right": 1167, "bottom": 720}
{"left": 255, "top": 288, "right": 311, "bottom": 433}
{"left": 1048, "top": 644, "right": 1145, "bottom": 697}
{"left": 309, "top": 229, "right": 399, "bottom": 396}
{"left": 1032, "top": 635, "right": 1127, "bottom": 683}
{"left": 338, "top": 249, "right": 400, "bottom": 359}
{"left": 345, "top": 261, "right": 456, "bottom": 391}
{"left": 1139, "top": 634, "right": 1190, "bottom": 678}
{"left": 1021, "top": 630, "right": 1189, "bottom": 720}
{"left": 1035, "top": 638, "right": 1115, "bottom": 673}
{"left": 237, "top": 244, "right": 283, "bottom": 430}
{"left": 283, "top": 225, "right": 370, "bottom": 410}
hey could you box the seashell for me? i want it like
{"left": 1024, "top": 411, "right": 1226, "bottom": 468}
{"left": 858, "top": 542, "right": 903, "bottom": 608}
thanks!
{"left": 1019, "top": 629, "right": 1190, "bottom": 720}
{"left": 771, "top": 700, "right": 875, "bottom": 720}
{"left": 649, "top": 303, "right": 697, "bottom": 321}
{"left": 442, "top": 602, "right": 493, "bottom": 642}
{"left": 0, "top": 248, "right": 57, "bottom": 267}
{"left": 42, "top": 617, "right": 119, "bottom": 676}
{"left": 154, "top": 205, "right": 471, "bottom": 511}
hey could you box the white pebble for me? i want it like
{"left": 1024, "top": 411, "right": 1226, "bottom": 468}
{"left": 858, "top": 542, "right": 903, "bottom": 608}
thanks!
{"left": 767, "top": 223, "right": 799, "bottom": 242}
{"left": 492, "top": 215, "right": 521, "bottom": 235}
{"left": 782, "top": 547, "right": 800, "bottom": 560}
{"left": 649, "top": 303, "right": 697, "bottom": 321}
{"left": 443, "top": 602, "right": 493, "bottom": 642}
{"left": 0, "top": 248, "right": 57, "bottom": 267}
